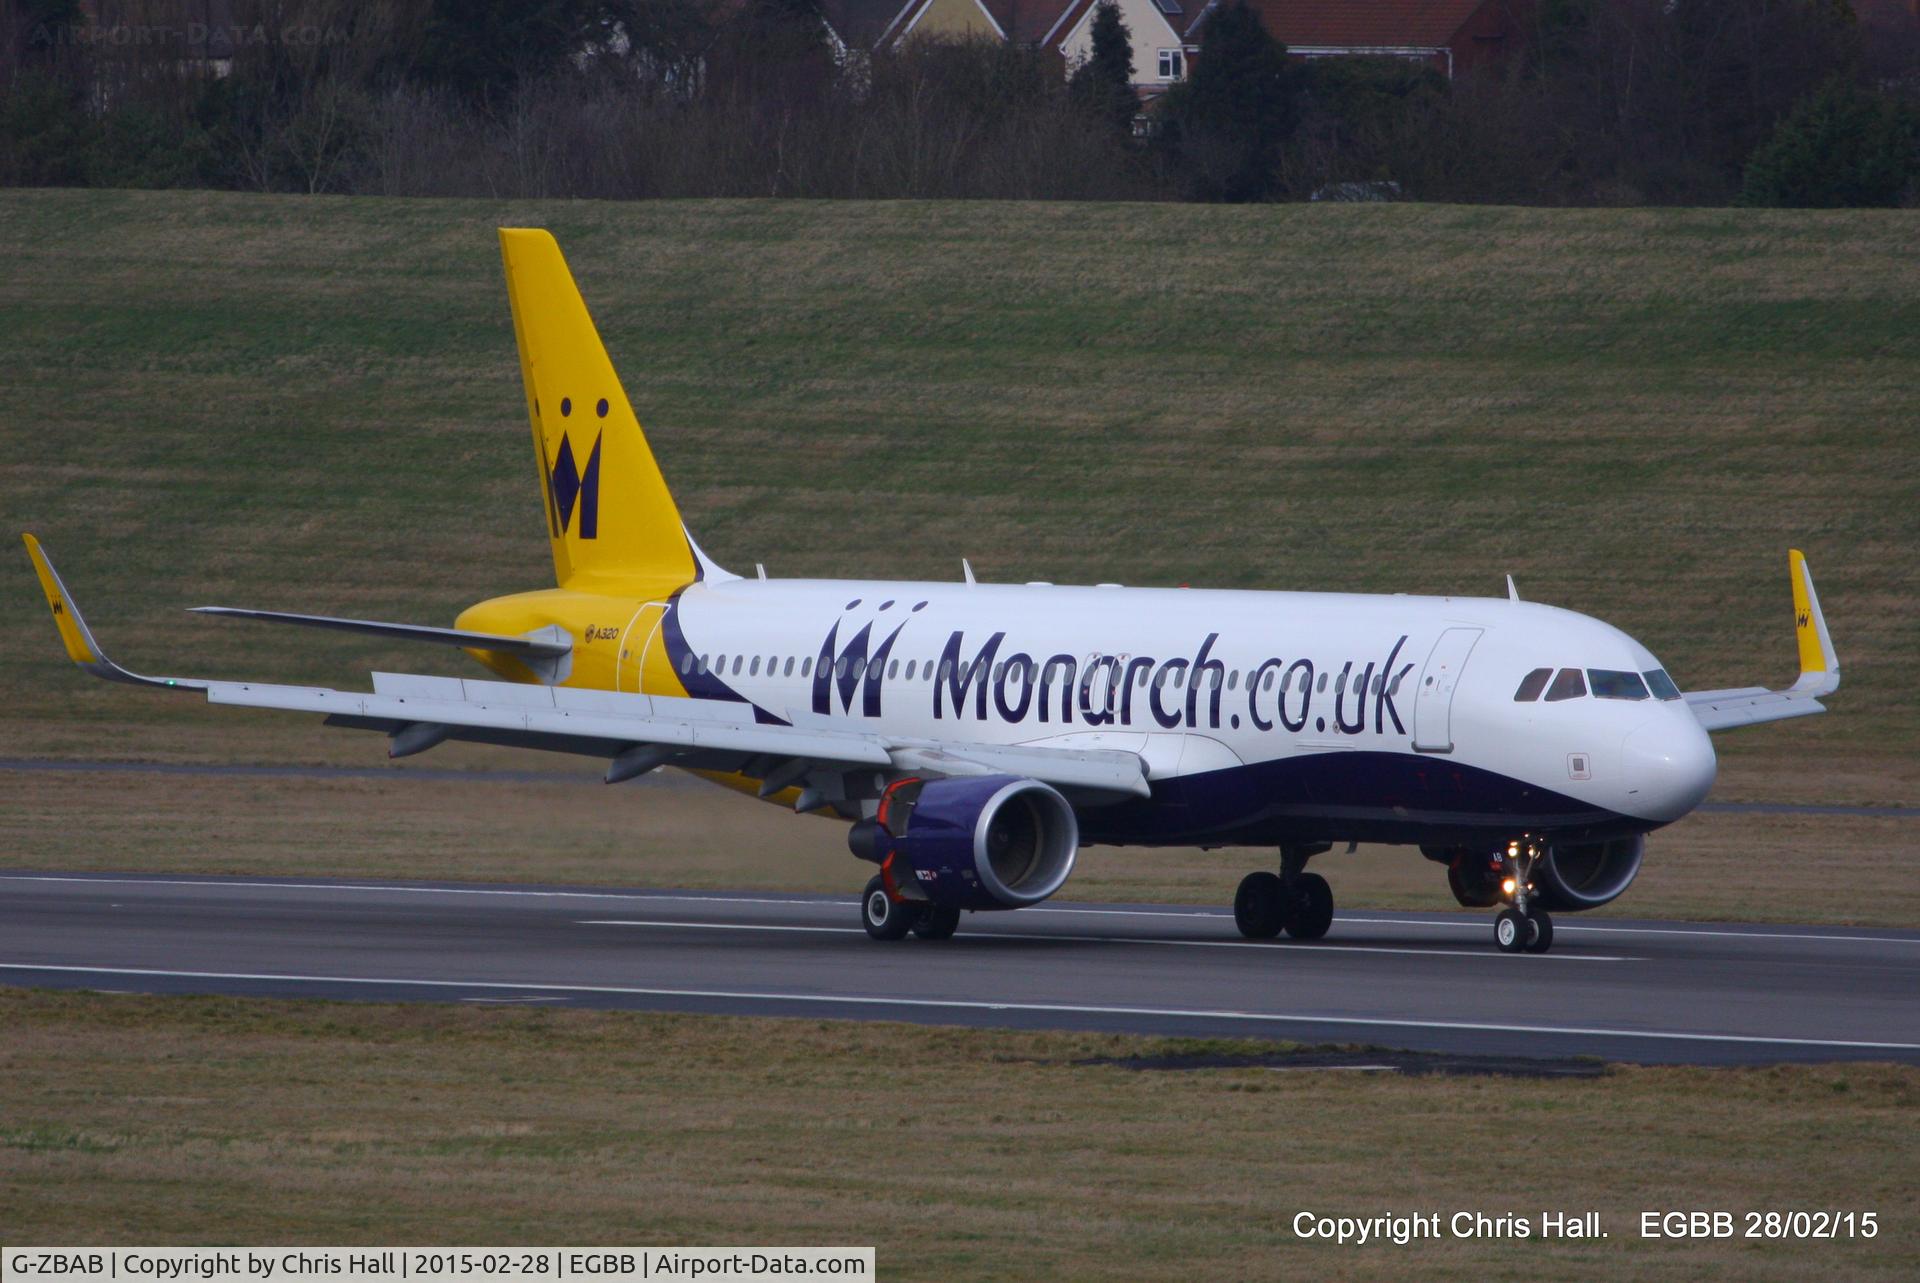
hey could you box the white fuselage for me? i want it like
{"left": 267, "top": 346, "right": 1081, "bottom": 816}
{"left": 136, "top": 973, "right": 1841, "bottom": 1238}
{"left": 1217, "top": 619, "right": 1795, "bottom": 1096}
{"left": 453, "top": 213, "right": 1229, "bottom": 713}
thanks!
{"left": 652, "top": 577, "right": 1717, "bottom": 848}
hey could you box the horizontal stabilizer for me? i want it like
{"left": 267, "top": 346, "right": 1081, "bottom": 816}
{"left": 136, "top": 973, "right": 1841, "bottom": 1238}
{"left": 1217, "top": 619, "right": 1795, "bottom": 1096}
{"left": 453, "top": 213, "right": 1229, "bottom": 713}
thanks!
{"left": 189, "top": 607, "right": 572, "bottom": 658}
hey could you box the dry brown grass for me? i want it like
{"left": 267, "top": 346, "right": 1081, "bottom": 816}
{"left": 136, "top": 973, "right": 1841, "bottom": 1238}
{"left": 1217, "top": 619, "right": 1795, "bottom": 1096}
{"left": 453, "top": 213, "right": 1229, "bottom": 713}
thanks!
{"left": 0, "top": 989, "right": 1913, "bottom": 1279}
{"left": 5, "top": 767, "right": 1914, "bottom": 926}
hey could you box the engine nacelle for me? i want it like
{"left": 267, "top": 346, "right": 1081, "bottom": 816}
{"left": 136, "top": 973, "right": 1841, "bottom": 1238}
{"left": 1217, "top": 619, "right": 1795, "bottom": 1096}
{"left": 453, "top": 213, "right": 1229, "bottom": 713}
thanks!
{"left": 847, "top": 775, "right": 1079, "bottom": 911}
{"left": 1534, "top": 835, "right": 1645, "bottom": 910}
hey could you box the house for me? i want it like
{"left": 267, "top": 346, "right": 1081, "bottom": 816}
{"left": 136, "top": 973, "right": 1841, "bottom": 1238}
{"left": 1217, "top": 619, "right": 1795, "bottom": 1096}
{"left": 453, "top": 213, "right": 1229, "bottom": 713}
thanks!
{"left": 1185, "top": 0, "right": 1536, "bottom": 80}
{"left": 1044, "top": 0, "right": 1198, "bottom": 96}
{"left": 819, "top": 0, "right": 1035, "bottom": 49}
{"left": 822, "top": 0, "right": 1198, "bottom": 96}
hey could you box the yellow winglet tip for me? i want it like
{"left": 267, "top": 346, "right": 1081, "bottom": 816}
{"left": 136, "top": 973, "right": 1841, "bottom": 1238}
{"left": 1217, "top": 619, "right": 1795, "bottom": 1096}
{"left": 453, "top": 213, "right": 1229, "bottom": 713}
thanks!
{"left": 1788, "top": 548, "right": 1831, "bottom": 676}
{"left": 22, "top": 532, "right": 101, "bottom": 666}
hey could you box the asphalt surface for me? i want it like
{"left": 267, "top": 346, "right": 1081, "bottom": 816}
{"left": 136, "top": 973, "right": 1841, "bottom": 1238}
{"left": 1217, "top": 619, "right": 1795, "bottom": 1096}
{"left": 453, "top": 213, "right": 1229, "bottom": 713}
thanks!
{"left": 5, "top": 758, "right": 1915, "bottom": 817}
{"left": 2, "top": 871, "right": 1915, "bottom": 1066}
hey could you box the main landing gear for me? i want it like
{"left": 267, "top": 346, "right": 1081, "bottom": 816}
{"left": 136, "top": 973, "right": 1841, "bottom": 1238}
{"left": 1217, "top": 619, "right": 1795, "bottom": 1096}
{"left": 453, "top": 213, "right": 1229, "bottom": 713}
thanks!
{"left": 1233, "top": 845, "right": 1334, "bottom": 941}
{"left": 1492, "top": 839, "right": 1554, "bottom": 954}
{"left": 860, "top": 875, "right": 961, "bottom": 942}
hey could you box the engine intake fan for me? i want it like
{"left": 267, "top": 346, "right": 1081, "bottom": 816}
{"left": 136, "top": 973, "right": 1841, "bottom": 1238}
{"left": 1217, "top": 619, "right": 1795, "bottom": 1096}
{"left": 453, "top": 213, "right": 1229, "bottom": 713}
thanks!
{"left": 848, "top": 775, "right": 1079, "bottom": 910}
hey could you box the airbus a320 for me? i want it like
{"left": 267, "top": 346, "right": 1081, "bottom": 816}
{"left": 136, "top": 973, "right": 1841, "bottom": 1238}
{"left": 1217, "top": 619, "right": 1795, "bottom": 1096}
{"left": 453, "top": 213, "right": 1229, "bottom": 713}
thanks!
{"left": 26, "top": 229, "right": 1841, "bottom": 954}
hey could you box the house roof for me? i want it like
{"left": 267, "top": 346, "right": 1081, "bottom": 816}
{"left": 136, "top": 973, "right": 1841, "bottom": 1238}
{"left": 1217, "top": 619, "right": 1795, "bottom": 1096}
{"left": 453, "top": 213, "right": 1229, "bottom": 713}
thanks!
{"left": 985, "top": 0, "right": 1083, "bottom": 44}
{"left": 818, "top": 0, "right": 920, "bottom": 48}
{"left": 1186, "top": 0, "right": 1500, "bottom": 48}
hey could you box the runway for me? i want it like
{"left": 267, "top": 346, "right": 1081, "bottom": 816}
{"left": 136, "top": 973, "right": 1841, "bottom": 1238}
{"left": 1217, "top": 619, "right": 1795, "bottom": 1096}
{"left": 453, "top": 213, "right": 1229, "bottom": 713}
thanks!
{"left": 2, "top": 871, "right": 1916, "bottom": 1066}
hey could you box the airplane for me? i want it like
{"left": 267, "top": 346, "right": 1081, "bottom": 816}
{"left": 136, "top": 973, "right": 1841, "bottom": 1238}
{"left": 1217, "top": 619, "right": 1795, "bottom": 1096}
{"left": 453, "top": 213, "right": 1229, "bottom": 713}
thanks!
{"left": 24, "top": 229, "right": 1842, "bottom": 955}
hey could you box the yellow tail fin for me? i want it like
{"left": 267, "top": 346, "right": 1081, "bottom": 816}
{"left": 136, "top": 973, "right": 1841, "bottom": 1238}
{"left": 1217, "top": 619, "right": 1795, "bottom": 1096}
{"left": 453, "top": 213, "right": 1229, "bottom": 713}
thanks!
{"left": 498, "top": 229, "right": 717, "bottom": 593}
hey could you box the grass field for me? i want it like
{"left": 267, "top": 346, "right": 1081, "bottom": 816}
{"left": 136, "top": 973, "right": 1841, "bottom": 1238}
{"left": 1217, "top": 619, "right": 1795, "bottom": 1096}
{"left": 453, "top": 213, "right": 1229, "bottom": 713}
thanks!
{"left": 1, "top": 190, "right": 1915, "bottom": 791}
{"left": 3, "top": 989, "right": 1915, "bottom": 1280}
{"left": 0, "top": 193, "right": 1916, "bottom": 1271}
{"left": 6, "top": 767, "right": 1917, "bottom": 926}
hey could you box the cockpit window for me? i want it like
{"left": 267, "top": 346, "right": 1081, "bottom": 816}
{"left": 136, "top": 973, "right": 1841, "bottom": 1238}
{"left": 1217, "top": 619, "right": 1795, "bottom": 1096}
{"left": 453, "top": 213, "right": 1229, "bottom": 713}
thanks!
{"left": 1513, "top": 667, "right": 1552, "bottom": 702}
{"left": 1544, "top": 668, "right": 1587, "bottom": 701}
{"left": 1643, "top": 668, "right": 1682, "bottom": 701}
{"left": 1588, "top": 669, "right": 1650, "bottom": 700}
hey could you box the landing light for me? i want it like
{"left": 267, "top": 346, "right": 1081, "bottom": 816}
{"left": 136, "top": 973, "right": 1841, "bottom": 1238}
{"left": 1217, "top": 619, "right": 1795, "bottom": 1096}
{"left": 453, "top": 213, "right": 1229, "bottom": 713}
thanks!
{"left": 1501, "top": 878, "right": 1517, "bottom": 895}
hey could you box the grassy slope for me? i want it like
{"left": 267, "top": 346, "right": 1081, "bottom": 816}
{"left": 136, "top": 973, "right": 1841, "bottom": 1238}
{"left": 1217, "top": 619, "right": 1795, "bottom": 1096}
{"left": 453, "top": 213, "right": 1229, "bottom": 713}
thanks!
{"left": 1, "top": 190, "right": 1914, "bottom": 794}
{"left": 3, "top": 991, "right": 1915, "bottom": 1280}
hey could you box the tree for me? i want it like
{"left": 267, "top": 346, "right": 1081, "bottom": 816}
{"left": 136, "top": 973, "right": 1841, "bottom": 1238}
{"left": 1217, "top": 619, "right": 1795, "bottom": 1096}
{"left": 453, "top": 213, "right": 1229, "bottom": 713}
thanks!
{"left": 1740, "top": 79, "right": 1920, "bottom": 207}
{"left": 1071, "top": 1, "right": 1137, "bottom": 135}
{"left": 414, "top": 0, "right": 648, "bottom": 105}
{"left": 1157, "top": 0, "right": 1296, "bottom": 201}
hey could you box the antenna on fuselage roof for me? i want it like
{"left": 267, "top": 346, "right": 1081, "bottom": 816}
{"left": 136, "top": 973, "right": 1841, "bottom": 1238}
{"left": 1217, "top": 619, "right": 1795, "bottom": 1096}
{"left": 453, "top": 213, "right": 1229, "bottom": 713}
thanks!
{"left": 756, "top": 563, "right": 767, "bottom": 580}
{"left": 1506, "top": 574, "right": 1521, "bottom": 602}
{"left": 962, "top": 558, "right": 976, "bottom": 586}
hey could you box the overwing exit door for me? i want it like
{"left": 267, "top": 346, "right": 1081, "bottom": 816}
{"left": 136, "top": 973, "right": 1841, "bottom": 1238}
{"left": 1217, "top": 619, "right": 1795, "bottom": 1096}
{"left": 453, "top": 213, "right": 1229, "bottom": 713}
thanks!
{"left": 1412, "top": 627, "right": 1483, "bottom": 753}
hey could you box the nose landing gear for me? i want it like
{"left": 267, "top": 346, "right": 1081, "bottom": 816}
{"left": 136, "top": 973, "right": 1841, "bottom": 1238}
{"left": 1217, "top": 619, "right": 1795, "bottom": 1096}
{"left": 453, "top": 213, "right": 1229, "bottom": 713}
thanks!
{"left": 1492, "top": 838, "right": 1554, "bottom": 954}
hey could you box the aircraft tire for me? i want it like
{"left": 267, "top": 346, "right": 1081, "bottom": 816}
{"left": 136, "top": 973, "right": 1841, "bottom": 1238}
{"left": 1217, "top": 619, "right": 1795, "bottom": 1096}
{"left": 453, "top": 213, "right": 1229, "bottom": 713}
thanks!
{"left": 1233, "top": 871, "right": 1287, "bottom": 939}
{"left": 862, "top": 876, "right": 921, "bottom": 941}
{"left": 1494, "top": 908, "right": 1528, "bottom": 953}
{"left": 1523, "top": 908, "right": 1554, "bottom": 954}
{"left": 913, "top": 905, "right": 962, "bottom": 940}
{"left": 1284, "top": 872, "right": 1334, "bottom": 940}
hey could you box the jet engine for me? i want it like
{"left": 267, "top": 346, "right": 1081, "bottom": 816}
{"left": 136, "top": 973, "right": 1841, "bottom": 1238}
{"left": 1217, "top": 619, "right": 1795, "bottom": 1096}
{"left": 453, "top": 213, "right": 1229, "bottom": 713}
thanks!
{"left": 1428, "top": 835, "right": 1645, "bottom": 911}
{"left": 848, "top": 775, "right": 1079, "bottom": 910}
{"left": 1533, "top": 835, "right": 1645, "bottom": 910}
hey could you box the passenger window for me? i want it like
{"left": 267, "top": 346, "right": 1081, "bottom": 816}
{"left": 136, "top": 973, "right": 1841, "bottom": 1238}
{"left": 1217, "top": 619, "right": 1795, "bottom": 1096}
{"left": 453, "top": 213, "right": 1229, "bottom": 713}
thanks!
{"left": 784, "top": 657, "right": 795, "bottom": 677}
{"left": 800, "top": 657, "right": 812, "bottom": 677}
{"left": 1372, "top": 674, "right": 1384, "bottom": 696}
{"left": 1316, "top": 672, "right": 1328, "bottom": 693}
{"left": 1228, "top": 671, "right": 1239, "bottom": 691}
{"left": 749, "top": 656, "right": 761, "bottom": 676}
{"left": 1544, "top": 668, "right": 1587, "bottom": 701}
{"left": 1643, "top": 668, "right": 1681, "bottom": 700}
{"left": 1263, "top": 669, "right": 1275, "bottom": 692}
{"left": 697, "top": 654, "right": 709, "bottom": 675}
{"left": 1588, "top": 669, "right": 1650, "bottom": 700}
{"left": 1513, "top": 667, "right": 1552, "bottom": 702}
{"left": 679, "top": 654, "right": 692, "bottom": 675}
{"left": 732, "top": 656, "right": 743, "bottom": 675}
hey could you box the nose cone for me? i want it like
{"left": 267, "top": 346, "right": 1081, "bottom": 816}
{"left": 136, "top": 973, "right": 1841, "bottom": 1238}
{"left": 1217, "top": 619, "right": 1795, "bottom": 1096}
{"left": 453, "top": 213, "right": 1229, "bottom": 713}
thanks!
{"left": 1619, "top": 714, "right": 1717, "bottom": 823}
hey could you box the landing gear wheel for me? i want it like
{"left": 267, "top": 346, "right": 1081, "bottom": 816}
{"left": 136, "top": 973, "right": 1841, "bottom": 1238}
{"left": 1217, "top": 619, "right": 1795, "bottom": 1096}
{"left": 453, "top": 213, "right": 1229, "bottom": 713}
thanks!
{"left": 1284, "top": 872, "right": 1334, "bottom": 940}
{"left": 913, "top": 905, "right": 962, "bottom": 940}
{"left": 1494, "top": 908, "right": 1528, "bottom": 953}
{"left": 861, "top": 876, "right": 922, "bottom": 941}
{"left": 1523, "top": 908, "right": 1554, "bottom": 954}
{"left": 1234, "top": 871, "right": 1287, "bottom": 939}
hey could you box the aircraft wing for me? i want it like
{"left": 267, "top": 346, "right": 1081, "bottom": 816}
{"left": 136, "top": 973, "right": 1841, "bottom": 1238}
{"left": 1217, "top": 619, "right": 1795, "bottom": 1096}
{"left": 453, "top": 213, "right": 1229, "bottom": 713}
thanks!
{"left": 1685, "top": 550, "right": 1839, "bottom": 733}
{"left": 24, "top": 534, "right": 1149, "bottom": 802}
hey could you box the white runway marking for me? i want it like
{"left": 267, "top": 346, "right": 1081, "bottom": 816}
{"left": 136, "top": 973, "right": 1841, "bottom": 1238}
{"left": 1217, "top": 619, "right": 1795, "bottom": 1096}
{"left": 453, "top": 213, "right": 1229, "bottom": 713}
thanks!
{"left": 573, "top": 918, "right": 1634, "bottom": 962}
{"left": 2, "top": 962, "right": 1914, "bottom": 1053}
{"left": 3, "top": 874, "right": 1915, "bottom": 947}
